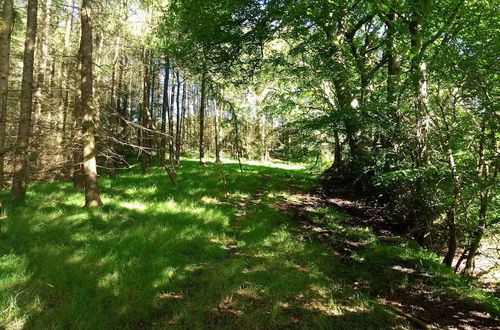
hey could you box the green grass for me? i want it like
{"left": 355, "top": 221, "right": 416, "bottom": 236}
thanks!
{"left": 0, "top": 160, "right": 498, "bottom": 329}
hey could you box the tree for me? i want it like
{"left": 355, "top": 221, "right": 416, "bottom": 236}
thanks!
{"left": 80, "top": 0, "right": 103, "bottom": 207}
{"left": 11, "top": 0, "right": 38, "bottom": 203}
{"left": 198, "top": 69, "right": 206, "bottom": 165}
{"left": 0, "top": 0, "right": 15, "bottom": 213}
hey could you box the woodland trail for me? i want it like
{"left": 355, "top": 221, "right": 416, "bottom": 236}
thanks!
{"left": 275, "top": 185, "right": 500, "bottom": 329}
{"left": 2, "top": 162, "right": 498, "bottom": 329}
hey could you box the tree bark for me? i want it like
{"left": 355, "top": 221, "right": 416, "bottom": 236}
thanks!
{"left": 72, "top": 46, "right": 85, "bottom": 191}
{"left": 0, "top": 0, "right": 15, "bottom": 213}
{"left": 175, "top": 71, "right": 181, "bottom": 163}
{"left": 180, "top": 79, "right": 187, "bottom": 156}
{"left": 108, "top": 34, "right": 122, "bottom": 177}
{"left": 324, "top": 22, "right": 362, "bottom": 173}
{"left": 443, "top": 146, "right": 460, "bottom": 267}
{"left": 384, "top": 2, "right": 402, "bottom": 167}
{"left": 409, "top": 0, "right": 432, "bottom": 245}
{"left": 463, "top": 191, "right": 487, "bottom": 275}
{"left": 160, "top": 59, "right": 170, "bottom": 164}
{"left": 32, "top": 0, "right": 53, "bottom": 169}
{"left": 11, "top": 0, "right": 38, "bottom": 203}
{"left": 80, "top": 0, "right": 103, "bottom": 207}
{"left": 168, "top": 67, "right": 176, "bottom": 162}
{"left": 199, "top": 70, "right": 207, "bottom": 165}
{"left": 33, "top": 0, "right": 52, "bottom": 129}
{"left": 214, "top": 99, "right": 221, "bottom": 163}
{"left": 140, "top": 49, "right": 152, "bottom": 173}
{"left": 60, "top": 0, "right": 75, "bottom": 178}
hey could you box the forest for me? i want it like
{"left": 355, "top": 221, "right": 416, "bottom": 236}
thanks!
{"left": 0, "top": 0, "right": 499, "bottom": 328}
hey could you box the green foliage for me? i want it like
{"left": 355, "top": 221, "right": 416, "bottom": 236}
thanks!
{"left": 1, "top": 161, "right": 498, "bottom": 328}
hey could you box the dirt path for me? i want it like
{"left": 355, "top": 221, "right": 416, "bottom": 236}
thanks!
{"left": 276, "top": 186, "right": 500, "bottom": 330}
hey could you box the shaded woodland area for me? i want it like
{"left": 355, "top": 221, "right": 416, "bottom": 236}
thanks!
{"left": 0, "top": 0, "right": 499, "bottom": 328}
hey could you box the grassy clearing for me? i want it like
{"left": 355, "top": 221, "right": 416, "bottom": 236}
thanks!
{"left": 0, "top": 160, "right": 498, "bottom": 329}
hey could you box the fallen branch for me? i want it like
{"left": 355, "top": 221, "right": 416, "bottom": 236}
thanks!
{"left": 164, "top": 165, "right": 178, "bottom": 187}
{"left": 385, "top": 305, "right": 429, "bottom": 330}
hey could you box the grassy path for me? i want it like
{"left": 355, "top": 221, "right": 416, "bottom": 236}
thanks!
{"left": 1, "top": 160, "right": 499, "bottom": 329}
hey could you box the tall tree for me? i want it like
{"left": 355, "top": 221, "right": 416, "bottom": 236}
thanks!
{"left": 0, "top": 0, "right": 15, "bottom": 212}
{"left": 198, "top": 69, "right": 206, "bottom": 166}
{"left": 175, "top": 71, "right": 181, "bottom": 162}
{"left": 32, "top": 0, "right": 53, "bottom": 165}
{"left": 140, "top": 49, "right": 152, "bottom": 173}
{"left": 168, "top": 66, "right": 176, "bottom": 162}
{"left": 11, "top": 0, "right": 38, "bottom": 203}
{"left": 160, "top": 58, "right": 170, "bottom": 164}
{"left": 80, "top": 0, "right": 103, "bottom": 207}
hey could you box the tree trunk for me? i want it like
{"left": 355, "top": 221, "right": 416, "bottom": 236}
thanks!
{"left": 80, "top": 0, "right": 102, "bottom": 207}
{"left": 72, "top": 46, "right": 85, "bottom": 191}
{"left": 108, "top": 34, "right": 122, "bottom": 178}
{"left": 385, "top": 2, "right": 402, "bottom": 167}
{"left": 0, "top": 0, "right": 15, "bottom": 213}
{"left": 214, "top": 99, "right": 221, "bottom": 163}
{"left": 409, "top": 0, "right": 432, "bottom": 245}
{"left": 32, "top": 0, "right": 52, "bottom": 143}
{"left": 60, "top": 0, "right": 75, "bottom": 178}
{"left": 32, "top": 0, "right": 53, "bottom": 172}
{"left": 233, "top": 109, "right": 243, "bottom": 173}
{"left": 180, "top": 80, "right": 187, "bottom": 156}
{"left": 262, "top": 115, "right": 269, "bottom": 162}
{"left": 140, "top": 49, "right": 152, "bottom": 173}
{"left": 160, "top": 59, "right": 170, "bottom": 164}
{"left": 11, "top": 0, "right": 38, "bottom": 204}
{"left": 199, "top": 70, "right": 207, "bottom": 166}
{"left": 175, "top": 71, "right": 181, "bottom": 163}
{"left": 443, "top": 147, "right": 460, "bottom": 267}
{"left": 325, "top": 25, "right": 362, "bottom": 173}
{"left": 464, "top": 118, "right": 493, "bottom": 275}
{"left": 463, "top": 190, "right": 488, "bottom": 275}
{"left": 168, "top": 67, "right": 176, "bottom": 162}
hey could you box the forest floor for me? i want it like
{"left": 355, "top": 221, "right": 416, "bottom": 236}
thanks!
{"left": 1, "top": 159, "right": 499, "bottom": 329}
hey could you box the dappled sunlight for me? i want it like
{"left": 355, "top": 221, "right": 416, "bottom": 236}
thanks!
{"left": 119, "top": 201, "right": 147, "bottom": 211}
{"left": 1, "top": 160, "right": 498, "bottom": 328}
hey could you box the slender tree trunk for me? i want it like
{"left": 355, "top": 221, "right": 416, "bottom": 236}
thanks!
{"left": 108, "top": 35, "right": 122, "bottom": 177}
{"left": 233, "top": 109, "right": 243, "bottom": 173}
{"left": 175, "top": 71, "right": 181, "bottom": 162}
{"left": 168, "top": 67, "right": 176, "bottom": 161}
{"left": 149, "top": 61, "right": 156, "bottom": 120}
{"left": 180, "top": 80, "right": 187, "bottom": 156}
{"left": 11, "top": 0, "right": 38, "bottom": 203}
{"left": 31, "top": 0, "right": 53, "bottom": 170}
{"left": 463, "top": 191, "right": 488, "bottom": 275}
{"left": 160, "top": 59, "right": 170, "bottom": 164}
{"left": 72, "top": 47, "right": 85, "bottom": 190}
{"left": 199, "top": 70, "right": 207, "bottom": 166}
{"left": 260, "top": 113, "right": 269, "bottom": 163}
{"left": 385, "top": 2, "right": 402, "bottom": 167}
{"left": 140, "top": 49, "right": 152, "bottom": 173}
{"left": 80, "top": 0, "right": 102, "bottom": 207}
{"left": 334, "top": 130, "right": 342, "bottom": 169}
{"left": 0, "top": 0, "right": 15, "bottom": 213}
{"left": 409, "top": 0, "right": 432, "bottom": 245}
{"left": 214, "top": 99, "right": 221, "bottom": 163}
{"left": 443, "top": 146, "right": 460, "bottom": 266}
{"left": 61, "top": 0, "right": 75, "bottom": 177}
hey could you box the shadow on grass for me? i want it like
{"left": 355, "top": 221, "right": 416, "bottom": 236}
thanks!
{"left": 0, "top": 159, "right": 457, "bottom": 329}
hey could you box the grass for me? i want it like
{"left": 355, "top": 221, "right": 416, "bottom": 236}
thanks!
{"left": 0, "top": 159, "right": 498, "bottom": 329}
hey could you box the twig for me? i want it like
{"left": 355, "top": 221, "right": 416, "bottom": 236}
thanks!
{"left": 385, "top": 305, "right": 429, "bottom": 330}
